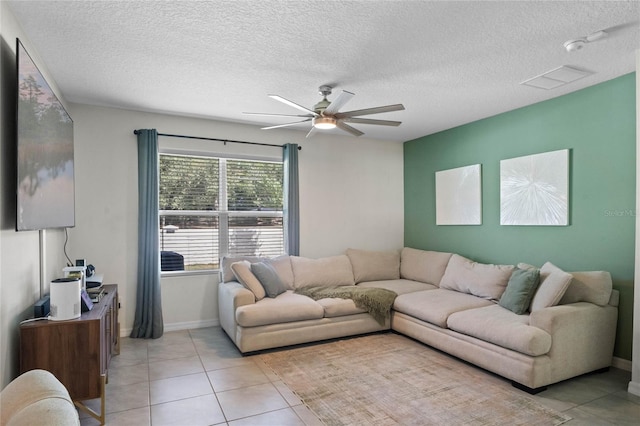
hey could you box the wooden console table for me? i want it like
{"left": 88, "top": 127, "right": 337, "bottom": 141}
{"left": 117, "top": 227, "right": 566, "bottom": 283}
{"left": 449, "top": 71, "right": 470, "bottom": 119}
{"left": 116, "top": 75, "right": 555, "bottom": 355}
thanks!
{"left": 20, "top": 284, "right": 119, "bottom": 425}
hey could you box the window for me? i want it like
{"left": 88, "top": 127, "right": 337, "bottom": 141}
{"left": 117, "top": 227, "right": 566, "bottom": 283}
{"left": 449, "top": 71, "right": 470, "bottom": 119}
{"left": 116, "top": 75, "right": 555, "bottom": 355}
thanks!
{"left": 159, "top": 153, "right": 284, "bottom": 272}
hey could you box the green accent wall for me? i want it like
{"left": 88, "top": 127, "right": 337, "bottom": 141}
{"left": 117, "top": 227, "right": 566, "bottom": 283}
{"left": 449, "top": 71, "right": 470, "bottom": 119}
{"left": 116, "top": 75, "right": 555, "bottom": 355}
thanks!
{"left": 404, "top": 73, "right": 636, "bottom": 360}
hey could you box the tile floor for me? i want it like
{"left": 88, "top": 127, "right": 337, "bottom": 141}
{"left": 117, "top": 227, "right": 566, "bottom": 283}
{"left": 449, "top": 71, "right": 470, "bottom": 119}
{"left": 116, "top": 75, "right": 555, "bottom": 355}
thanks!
{"left": 79, "top": 328, "right": 639, "bottom": 425}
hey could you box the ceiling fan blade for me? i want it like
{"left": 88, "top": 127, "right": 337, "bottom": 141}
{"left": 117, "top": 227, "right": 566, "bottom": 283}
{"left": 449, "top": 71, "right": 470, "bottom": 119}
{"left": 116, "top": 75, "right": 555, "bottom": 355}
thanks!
{"left": 323, "top": 90, "right": 355, "bottom": 115}
{"left": 244, "top": 112, "right": 314, "bottom": 118}
{"left": 261, "top": 118, "right": 312, "bottom": 130}
{"left": 336, "top": 121, "right": 364, "bottom": 137}
{"left": 343, "top": 117, "right": 402, "bottom": 127}
{"left": 268, "top": 95, "right": 317, "bottom": 115}
{"left": 335, "top": 103, "right": 405, "bottom": 119}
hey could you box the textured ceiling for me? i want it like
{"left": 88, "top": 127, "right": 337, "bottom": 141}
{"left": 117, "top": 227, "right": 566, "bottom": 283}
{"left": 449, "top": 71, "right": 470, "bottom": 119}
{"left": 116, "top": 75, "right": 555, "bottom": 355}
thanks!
{"left": 6, "top": 0, "right": 640, "bottom": 142}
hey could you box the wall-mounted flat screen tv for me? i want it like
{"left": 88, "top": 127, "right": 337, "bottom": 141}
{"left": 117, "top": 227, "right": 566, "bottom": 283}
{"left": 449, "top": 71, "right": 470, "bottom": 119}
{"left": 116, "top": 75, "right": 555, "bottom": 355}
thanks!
{"left": 16, "top": 38, "right": 75, "bottom": 231}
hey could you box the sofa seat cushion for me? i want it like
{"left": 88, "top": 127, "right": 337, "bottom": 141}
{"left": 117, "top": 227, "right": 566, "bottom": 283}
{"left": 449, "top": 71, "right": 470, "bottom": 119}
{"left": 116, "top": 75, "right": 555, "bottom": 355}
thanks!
{"left": 236, "top": 291, "right": 324, "bottom": 327}
{"left": 447, "top": 305, "right": 552, "bottom": 356}
{"left": 357, "top": 279, "right": 437, "bottom": 295}
{"left": 393, "top": 289, "right": 493, "bottom": 327}
{"left": 316, "top": 298, "right": 367, "bottom": 317}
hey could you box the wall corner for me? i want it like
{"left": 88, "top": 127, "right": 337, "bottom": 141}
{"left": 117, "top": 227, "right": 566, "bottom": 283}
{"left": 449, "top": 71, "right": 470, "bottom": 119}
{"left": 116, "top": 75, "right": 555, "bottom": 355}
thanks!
{"left": 630, "top": 49, "right": 640, "bottom": 397}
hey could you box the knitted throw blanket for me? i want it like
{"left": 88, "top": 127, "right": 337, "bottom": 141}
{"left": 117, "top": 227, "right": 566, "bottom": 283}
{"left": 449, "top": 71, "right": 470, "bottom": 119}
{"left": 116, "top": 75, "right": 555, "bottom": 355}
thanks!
{"left": 294, "top": 286, "right": 397, "bottom": 326}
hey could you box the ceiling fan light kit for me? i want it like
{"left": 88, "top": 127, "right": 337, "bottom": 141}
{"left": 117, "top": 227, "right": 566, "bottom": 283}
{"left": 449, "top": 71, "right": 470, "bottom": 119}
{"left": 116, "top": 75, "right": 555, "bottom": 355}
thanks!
{"left": 244, "top": 85, "right": 405, "bottom": 138}
{"left": 313, "top": 116, "right": 337, "bottom": 129}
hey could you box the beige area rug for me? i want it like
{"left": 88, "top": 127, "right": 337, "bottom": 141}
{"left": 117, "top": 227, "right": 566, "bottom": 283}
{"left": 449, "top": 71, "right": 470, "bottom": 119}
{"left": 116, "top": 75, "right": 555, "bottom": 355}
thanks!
{"left": 259, "top": 333, "right": 571, "bottom": 426}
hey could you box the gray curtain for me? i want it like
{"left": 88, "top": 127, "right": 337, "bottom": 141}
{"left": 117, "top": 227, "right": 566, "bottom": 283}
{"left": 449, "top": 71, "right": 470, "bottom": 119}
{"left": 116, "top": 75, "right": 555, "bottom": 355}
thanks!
{"left": 130, "top": 129, "right": 164, "bottom": 339}
{"left": 283, "top": 144, "right": 300, "bottom": 256}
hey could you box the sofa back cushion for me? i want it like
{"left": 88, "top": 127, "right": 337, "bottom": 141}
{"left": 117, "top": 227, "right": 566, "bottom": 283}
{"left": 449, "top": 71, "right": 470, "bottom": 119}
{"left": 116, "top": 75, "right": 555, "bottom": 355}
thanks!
{"left": 400, "top": 248, "right": 453, "bottom": 285}
{"left": 267, "top": 255, "right": 295, "bottom": 289}
{"left": 560, "top": 270, "right": 612, "bottom": 306}
{"left": 346, "top": 248, "right": 400, "bottom": 283}
{"left": 440, "top": 254, "right": 514, "bottom": 301}
{"left": 529, "top": 262, "right": 573, "bottom": 312}
{"left": 291, "top": 255, "right": 355, "bottom": 288}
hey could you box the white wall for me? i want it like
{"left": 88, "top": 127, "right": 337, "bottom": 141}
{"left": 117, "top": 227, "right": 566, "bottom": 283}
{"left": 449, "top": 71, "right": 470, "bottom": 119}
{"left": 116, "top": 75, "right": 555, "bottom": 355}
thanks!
{"left": 0, "top": 4, "right": 69, "bottom": 388}
{"left": 68, "top": 104, "right": 404, "bottom": 335}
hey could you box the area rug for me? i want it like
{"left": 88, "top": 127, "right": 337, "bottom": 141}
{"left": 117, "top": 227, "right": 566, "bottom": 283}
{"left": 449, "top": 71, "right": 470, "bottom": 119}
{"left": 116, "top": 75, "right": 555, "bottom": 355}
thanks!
{"left": 258, "top": 333, "right": 571, "bottom": 426}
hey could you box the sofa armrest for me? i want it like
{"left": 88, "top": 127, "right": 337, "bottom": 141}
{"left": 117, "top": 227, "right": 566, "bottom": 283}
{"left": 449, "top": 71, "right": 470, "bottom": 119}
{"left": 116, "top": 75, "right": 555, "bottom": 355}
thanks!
{"left": 530, "top": 302, "right": 617, "bottom": 381}
{"left": 220, "top": 281, "right": 256, "bottom": 307}
{"left": 218, "top": 281, "right": 255, "bottom": 345}
{"left": 0, "top": 369, "right": 80, "bottom": 426}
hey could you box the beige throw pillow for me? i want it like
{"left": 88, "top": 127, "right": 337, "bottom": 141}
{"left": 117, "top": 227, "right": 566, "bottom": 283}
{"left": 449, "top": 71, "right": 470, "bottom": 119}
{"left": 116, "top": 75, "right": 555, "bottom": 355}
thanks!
{"left": 231, "top": 260, "right": 266, "bottom": 300}
{"left": 346, "top": 248, "right": 400, "bottom": 283}
{"left": 529, "top": 262, "right": 573, "bottom": 312}
{"left": 221, "top": 256, "right": 263, "bottom": 283}
{"left": 439, "top": 254, "right": 514, "bottom": 301}
{"left": 290, "top": 255, "right": 355, "bottom": 288}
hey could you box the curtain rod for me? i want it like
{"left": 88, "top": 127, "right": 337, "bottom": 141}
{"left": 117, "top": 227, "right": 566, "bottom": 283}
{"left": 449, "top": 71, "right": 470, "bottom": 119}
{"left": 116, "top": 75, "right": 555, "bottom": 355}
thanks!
{"left": 133, "top": 130, "right": 301, "bottom": 150}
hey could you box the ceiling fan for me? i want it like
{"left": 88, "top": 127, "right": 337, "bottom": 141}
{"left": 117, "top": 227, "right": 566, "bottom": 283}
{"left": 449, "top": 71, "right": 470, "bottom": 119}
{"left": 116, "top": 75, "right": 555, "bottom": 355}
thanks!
{"left": 244, "top": 85, "right": 405, "bottom": 138}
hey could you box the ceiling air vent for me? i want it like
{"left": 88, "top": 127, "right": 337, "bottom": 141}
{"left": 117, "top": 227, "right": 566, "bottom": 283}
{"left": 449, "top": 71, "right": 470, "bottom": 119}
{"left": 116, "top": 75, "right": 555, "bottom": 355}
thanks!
{"left": 520, "top": 66, "right": 592, "bottom": 90}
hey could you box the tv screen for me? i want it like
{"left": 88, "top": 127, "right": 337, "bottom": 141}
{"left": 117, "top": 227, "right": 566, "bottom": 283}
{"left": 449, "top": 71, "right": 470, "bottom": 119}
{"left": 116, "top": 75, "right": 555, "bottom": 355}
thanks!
{"left": 16, "top": 38, "right": 75, "bottom": 231}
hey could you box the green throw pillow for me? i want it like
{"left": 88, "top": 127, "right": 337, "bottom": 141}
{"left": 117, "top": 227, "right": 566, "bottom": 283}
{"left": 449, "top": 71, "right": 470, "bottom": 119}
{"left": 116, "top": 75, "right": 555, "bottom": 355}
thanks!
{"left": 251, "top": 262, "right": 287, "bottom": 298}
{"left": 499, "top": 267, "right": 541, "bottom": 315}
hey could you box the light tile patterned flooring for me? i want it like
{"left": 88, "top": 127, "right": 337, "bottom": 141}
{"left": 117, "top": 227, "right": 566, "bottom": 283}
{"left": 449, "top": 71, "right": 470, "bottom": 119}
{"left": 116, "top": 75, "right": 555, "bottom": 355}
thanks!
{"left": 80, "top": 327, "right": 639, "bottom": 425}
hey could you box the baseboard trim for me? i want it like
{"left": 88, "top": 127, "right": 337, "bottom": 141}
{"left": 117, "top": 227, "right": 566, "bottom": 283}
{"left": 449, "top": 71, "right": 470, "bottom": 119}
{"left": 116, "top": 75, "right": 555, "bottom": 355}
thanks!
{"left": 628, "top": 381, "right": 640, "bottom": 397}
{"left": 612, "top": 356, "right": 632, "bottom": 371}
{"left": 119, "top": 319, "right": 220, "bottom": 337}
{"left": 163, "top": 319, "right": 220, "bottom": 333}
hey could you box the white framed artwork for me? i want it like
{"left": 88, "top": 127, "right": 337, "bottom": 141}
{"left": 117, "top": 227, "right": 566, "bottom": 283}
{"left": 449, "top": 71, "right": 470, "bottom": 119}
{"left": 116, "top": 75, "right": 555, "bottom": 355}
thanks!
{"left": 500, "top": 149, "right": 569, "bottom": 226}
{"left": 435, "top": 164, "right": 482, "bottom": 225}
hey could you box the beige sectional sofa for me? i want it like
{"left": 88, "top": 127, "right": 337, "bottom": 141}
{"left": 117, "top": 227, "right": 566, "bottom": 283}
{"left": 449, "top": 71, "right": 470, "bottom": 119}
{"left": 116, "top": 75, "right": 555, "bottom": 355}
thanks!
{"left": 0, "top": 369, "right": 80, "bottom": 426}
{"left": 218, "top": 247, "right": 618, "bottom": 393}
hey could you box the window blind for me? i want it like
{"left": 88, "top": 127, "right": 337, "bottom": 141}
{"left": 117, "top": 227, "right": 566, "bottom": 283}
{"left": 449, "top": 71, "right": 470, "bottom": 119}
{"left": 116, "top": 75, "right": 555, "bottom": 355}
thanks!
{"left": 160, "top": 155, "right": 219, "bottom": 211}
{"left": 159, "top": 154, "right": 284, "bottom": 272}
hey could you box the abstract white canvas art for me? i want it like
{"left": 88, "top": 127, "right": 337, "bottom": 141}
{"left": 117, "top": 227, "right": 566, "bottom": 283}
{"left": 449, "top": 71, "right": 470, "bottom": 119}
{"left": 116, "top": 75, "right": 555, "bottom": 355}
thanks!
{"left": 500, "top": 149, "right": 569, "bottom": 226}
{"left": 435, "top": 164, "right": 482, "bottom": 225}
